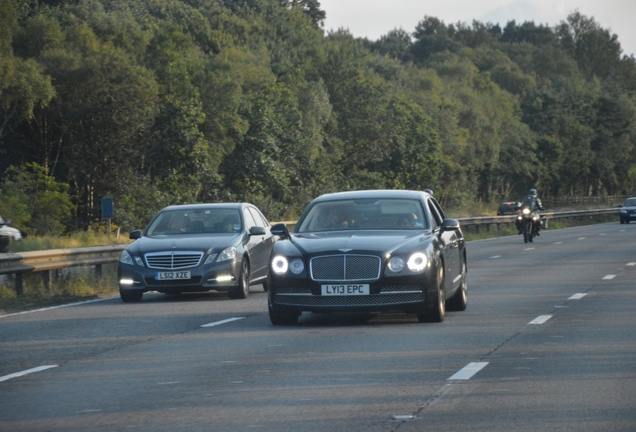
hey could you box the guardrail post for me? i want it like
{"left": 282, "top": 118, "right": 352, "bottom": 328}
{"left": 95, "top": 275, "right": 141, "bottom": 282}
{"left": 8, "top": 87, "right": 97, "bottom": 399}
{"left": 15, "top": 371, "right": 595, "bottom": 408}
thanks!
{"left": 95, "top": 264, "right": 102, "bottom": 278}
{"left": 42, "top": 270, "right": 51, "bottom": 292}
{"left": 15, "top": 273, "right": 23, "bottom": 296}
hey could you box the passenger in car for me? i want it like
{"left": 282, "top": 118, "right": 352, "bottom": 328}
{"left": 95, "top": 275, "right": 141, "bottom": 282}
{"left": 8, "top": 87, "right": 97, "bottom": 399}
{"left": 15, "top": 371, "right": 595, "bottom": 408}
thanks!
{"left": 397, "top": 213, "right": 417, "bottom": 228}
{"left": 171, "top": 214, "right": 191, "bottom": 233}
{"left": 222, "top": 214, "right": 239, "bottom": 233}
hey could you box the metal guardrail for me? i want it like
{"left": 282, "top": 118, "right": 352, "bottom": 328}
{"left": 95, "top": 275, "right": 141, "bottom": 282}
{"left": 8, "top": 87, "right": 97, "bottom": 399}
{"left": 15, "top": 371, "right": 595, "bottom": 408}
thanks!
{"left": 0, "top": 208, "right": 619, "bottom": 296}
{"left": 0, "top": 245, "right": 127, "bottom": 296}
{"left": 456, "top": 208, "right": 619, "bottom": 233}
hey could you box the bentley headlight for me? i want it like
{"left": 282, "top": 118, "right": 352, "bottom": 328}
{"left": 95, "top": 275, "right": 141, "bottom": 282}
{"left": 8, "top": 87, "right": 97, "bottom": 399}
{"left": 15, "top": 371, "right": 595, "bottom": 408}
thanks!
{"left": 218, "top": 247, "right": 237, "bottom": 262}
{"left": 289, "top": 258, "right": 305, "bottom": 274}
{"left": 388, "top": 256, "right": 405, "bottom": 273}
{"left": 119, "top": 251, "right": 134, "bottom": 265}
{"left": 407, "top": 252, "right": 428, "bottom": 272}
{"left": 272, "top": 256, "right": 289, "bottom": 274}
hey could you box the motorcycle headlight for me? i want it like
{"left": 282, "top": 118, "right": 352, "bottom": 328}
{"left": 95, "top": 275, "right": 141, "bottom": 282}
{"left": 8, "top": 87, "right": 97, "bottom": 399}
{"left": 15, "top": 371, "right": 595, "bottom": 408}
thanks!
{"left": 522, "top": 208, "right": 531, "bottom": 215}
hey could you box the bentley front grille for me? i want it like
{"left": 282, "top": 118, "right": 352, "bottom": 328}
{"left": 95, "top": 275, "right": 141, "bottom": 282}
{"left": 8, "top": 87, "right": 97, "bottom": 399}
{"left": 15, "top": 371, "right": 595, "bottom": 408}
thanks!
{"left": 310, "top": 254, "right": 381, "bottom": 281}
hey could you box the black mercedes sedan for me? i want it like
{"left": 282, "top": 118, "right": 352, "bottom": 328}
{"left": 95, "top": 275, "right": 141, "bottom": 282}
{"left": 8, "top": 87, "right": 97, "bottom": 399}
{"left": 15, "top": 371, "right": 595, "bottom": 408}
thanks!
{"left": 267, "top": 190, "right": 467, "bottom": 325}
{"left": 118, "top": 203, "right": 275, "bottom": 302}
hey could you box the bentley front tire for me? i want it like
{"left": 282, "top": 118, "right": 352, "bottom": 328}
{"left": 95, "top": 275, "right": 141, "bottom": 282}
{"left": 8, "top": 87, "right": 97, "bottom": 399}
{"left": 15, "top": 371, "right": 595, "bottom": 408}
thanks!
{"left": 418, "top": 266, "right": 445, "bottom": 323}
{"left": 269, "top": 307, "right": 299, "bottom": 325}
{"left": 447, "top": 260, "right": 467, "bottom": 312}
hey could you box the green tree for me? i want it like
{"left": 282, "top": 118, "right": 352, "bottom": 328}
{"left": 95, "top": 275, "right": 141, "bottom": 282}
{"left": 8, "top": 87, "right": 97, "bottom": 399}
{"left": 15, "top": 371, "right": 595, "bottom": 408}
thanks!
{"left": 0, "top": 163, "right": 74, "bottom": 236}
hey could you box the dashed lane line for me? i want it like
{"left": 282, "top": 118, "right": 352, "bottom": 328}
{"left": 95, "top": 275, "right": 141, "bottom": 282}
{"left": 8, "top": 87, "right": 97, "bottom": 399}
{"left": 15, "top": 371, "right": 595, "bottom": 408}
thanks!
{"left": 448, "top": 362, "right": 489, "bottom": 380}
{"left": 0, "top": 365, "right": 58, "bottom": 383}
{"left": 201, "top": 317, "right": 245, "bottom": 327}
{"left": 529, "top": 315, "right": 552, "bottom": 325}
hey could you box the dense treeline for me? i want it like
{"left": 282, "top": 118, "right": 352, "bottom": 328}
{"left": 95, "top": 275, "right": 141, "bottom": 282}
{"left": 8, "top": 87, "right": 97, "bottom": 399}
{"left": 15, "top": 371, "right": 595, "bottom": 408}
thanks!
{"left": 1, "top": 0, "right": 635, "bottom": 235}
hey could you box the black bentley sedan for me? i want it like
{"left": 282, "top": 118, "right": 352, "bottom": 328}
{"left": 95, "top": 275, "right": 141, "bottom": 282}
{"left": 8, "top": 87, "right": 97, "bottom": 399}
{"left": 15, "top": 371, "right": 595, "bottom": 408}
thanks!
{"left": 267, "top": 190, "right": 467, "bottom": 325}
{"left": 118, "top": 203, "right": 275, "bottom": 302}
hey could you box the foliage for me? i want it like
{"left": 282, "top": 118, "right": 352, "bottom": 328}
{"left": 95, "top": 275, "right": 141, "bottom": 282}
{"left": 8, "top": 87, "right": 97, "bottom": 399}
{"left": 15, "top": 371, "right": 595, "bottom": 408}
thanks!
{"left": 0, "top": 0, "right": 635, "bottom": 230}
{"left": 0, "top": 162, "right": 73, "bottom": 235}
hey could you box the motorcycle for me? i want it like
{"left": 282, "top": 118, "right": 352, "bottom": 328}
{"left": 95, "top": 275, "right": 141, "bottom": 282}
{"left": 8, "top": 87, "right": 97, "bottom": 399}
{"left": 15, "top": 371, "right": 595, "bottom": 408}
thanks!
{"left": 516, "top": 207, "right": 541, "bottom": 243}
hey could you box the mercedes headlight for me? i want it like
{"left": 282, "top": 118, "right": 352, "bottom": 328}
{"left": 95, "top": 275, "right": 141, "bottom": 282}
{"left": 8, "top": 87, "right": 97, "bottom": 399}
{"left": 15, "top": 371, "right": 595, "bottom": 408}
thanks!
{"left": 218, "top": 247, "right": 237, "bottom": 262}
{"left": 119, "top": 251, "right": 134, "bottom": 265}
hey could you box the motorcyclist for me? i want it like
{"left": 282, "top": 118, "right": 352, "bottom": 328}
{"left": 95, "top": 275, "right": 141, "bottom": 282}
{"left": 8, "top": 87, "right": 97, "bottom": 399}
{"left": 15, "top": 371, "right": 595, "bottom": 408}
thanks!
{"left": 516, "top": 188, "right": 544, "bottom": 235}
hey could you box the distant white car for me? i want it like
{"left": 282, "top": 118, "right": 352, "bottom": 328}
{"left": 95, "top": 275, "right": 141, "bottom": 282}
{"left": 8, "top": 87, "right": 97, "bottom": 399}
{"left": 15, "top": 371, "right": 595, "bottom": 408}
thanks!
{"left": 0, "top": 215, "right": 22, "bottom": 252}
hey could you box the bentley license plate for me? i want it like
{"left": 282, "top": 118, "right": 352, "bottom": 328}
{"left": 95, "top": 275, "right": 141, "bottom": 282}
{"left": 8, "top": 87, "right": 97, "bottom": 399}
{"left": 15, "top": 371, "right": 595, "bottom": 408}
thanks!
{"left": 156, "top": 271, "right": 191, "bottom": 280}
{"left": 321, "top": 284, "right": 369, "bottom": 295}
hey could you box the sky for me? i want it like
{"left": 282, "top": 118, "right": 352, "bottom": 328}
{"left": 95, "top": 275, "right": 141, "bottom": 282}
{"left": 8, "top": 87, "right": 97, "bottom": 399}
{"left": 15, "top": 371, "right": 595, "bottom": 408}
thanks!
{"left": 319, "top": 0, "right": 636, "bottom": 58}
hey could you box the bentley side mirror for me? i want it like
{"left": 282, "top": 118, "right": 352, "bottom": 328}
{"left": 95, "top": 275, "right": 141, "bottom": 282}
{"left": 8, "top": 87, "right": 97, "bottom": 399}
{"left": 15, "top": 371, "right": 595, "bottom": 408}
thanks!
{"left": 270, "top": 223, "right": 289, "bottom": 239}
{"left": 129, "top": 230, "right": 141, "bottom": 240}
{"left": 440, "top": 218, "right": 460, "bottom": 234}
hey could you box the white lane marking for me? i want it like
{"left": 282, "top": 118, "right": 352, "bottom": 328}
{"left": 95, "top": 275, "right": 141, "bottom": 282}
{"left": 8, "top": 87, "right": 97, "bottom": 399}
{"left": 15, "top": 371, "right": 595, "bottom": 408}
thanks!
{"left": 524, "top": 248, "right": 535, "bottom": 251}
{"left": 448, "top": 362, "right": 489, "bottom": 380}
{"left": 0, "top": 297, "right": 114, "bottom": 319}
{"left": 201, "top": 317, "right": 245, "bottom": 327}
{"left": 602, "top": 275, "right": 616, "bottom": 280}
{"left": 599, "top": 233, "right": 606, "bottom": 236}
{"left": 393, "top": 415, "right": 415, "bottom": 420}
{"left": 627, "top": 262, "right": 636, "bottom": 267}
{"left": 158, "top": 382, "right": 179, "bottom": 385}
{"left": 578, "top": 237, "right": 586, "bottom": 240}
{"left": 529, "top": 315, "right": 552, "bottom": 325}
{"left": 569, "top": 293, "right": 587, "bottom": 300}
{"left": 0, "top": 365, "right": 58, "bottom": 383}
{"left": 554, "top": 242, "right": 563, "bottom": 244}
{"left": 489, "top": 255, "right": 501, "bottom": 259}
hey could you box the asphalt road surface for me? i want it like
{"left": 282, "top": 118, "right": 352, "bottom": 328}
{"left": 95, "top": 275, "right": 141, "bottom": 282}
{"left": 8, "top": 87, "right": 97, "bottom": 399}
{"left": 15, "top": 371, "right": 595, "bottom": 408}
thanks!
{"left": 0, "top": 222, "right": 634, "bottom": 432}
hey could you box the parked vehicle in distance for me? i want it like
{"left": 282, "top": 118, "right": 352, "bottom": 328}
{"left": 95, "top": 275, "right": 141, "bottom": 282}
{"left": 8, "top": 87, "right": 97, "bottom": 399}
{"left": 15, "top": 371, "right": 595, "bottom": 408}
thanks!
{"left": 118, "top": 203, "right": 275, "bottom": 302}
{"left": 497, "top": 202, "right": 521, "bottom": 215}
{"left": 267, "top": 189, "right": 468, "bottom": 325}
{"left": 619, "top": 197, "right": 636, "bottom": 224}
{"left": 0, "top": 215, "right": 22, "bottom": 253}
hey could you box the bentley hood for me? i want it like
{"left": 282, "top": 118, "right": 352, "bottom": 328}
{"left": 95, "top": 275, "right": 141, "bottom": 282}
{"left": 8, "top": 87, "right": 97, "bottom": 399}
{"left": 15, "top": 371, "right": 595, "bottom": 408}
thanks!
{"left": 287, "top": 230, "right": 432, "bottom": 255}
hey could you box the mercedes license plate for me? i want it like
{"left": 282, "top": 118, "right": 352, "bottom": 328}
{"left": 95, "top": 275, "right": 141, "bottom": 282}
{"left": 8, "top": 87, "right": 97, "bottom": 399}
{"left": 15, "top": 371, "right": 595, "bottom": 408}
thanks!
{"left": 156, "top": 271, "right": 191, "bottom": 280}
{"left": 321, "top": 284, "right": 369, "bottom": 295}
